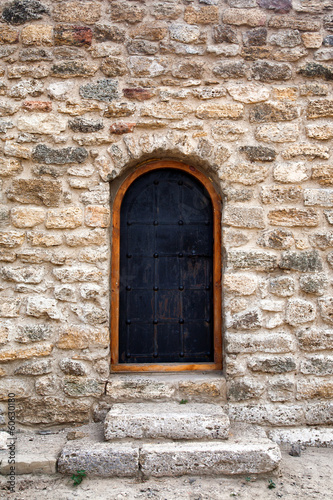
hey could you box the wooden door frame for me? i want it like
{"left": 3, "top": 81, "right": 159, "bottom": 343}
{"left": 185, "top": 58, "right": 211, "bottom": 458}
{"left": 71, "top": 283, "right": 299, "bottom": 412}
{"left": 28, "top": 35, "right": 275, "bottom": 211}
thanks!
{"left": 110, "top": 160, "right": 222, "bottom": 372}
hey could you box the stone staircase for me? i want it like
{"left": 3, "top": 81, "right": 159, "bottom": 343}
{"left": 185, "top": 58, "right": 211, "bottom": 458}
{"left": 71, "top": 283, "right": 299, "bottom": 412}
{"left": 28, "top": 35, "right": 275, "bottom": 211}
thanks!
{"left": 58, "top": 400, "right": 281, "bottom": 478}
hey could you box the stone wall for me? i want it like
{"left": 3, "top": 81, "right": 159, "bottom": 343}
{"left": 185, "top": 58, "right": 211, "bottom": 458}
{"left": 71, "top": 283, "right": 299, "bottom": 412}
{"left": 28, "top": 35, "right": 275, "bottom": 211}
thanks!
{"left": 0, "top": 0, "right": 333, "bottom": 428}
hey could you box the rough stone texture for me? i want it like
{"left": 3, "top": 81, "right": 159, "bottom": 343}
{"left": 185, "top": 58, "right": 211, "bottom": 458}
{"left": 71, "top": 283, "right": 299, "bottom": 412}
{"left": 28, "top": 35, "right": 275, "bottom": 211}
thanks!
{"left": 0, "top": 0, "right": 331, "bottom": 432}
{"left": 140, "top": 439, "right": 281, "bottom": 477}
{"left": 105, "top": 403, "right": 229, "bottom": 440}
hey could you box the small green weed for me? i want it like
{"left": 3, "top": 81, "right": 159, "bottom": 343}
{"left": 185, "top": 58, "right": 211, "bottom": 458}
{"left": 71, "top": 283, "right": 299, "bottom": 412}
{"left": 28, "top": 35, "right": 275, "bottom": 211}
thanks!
{"left": 268, "top": 479, "right": 276, "bottom": 489}
{"left": 72, "top": 470, "right": 87, "bottom": 486}
{"left": 179, "top": 399, "right": 188, "bottom": 404}
{"left": 245, "top": 476, "right": 252, "bottom": 482}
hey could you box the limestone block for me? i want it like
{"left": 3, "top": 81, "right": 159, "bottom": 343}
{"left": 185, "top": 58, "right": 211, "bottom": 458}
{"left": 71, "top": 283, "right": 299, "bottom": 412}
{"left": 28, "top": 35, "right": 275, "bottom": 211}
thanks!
{"left": 185, "top": 5, "right": 219, "bottom": 24}
{"left": 53, "top": 266, "right": 102, "bottom": 283}
{"left": 57, "top": 325, "right": 109, "bottom": 349}
{"left": 248, "top": 355, "right": 296, "bottom": 373}
{"left": 46, "top": 207, "right": 83, "bottom": 229}
{"left": 0, "top": 157, "right": 22, "bottom": 176}
{"left": 6, "top": 179, "right": 62, "bottom": 206}
{"left": 226, "top": 83, "right": 269, "bottom": 103}
{"left": 299, "top": 274, "right": 328, "bottom": 295}
{"left": 27, "top": 231, "right": 62, "bottom": 247}
{"left": 228, "top": 378, "right": 264, "bottom": 401}
{"left": 16, "top": 113, "right": 66, "bottom": 135}
{"left": 26, "top": 296, "right": 62, "bottom": 320}
{"left": 0, "top": 265, "right": 44, "bottom": 283}
{"left": 228, "top": 309, "right": 262, "bottom": 330}
{"left": 224, "top": 274, "right": 257, "bottom": 295}
{"left": 105, "top": 403, "right": 230, "bottom": 440}
{"left": 226, "top": 332, "right": 296, "bottom": 354}
{"left": 0, "top": 298, "right": 21, "bottom": 317}
{"left": 106, "top": 376, "right": 176, "bottom": 401}
{"left": 228, "top": 250, "right": 278, "bottom": 271}
{"left": 212, "top": 60, "right": 247, "bottom": 79}
{"left": 63, "top": 377, "right": 104, "bottom": 397}
{"left": 0, "top": 379, "right": 30, "bottom": 400}
{"left": 59, "top": 359, "right": 87, "bottom": 376}
{"left": 58, "top": 443, "right": 139, "bottom": 477}
{"left": 251, "top": 61, "right": 292, "bottom": 80}
{"left": 53, "top": 2, "right": 101, "bottom": 23}
{"left": 0, "top": 344, "right": 53, "bottom": 362}
{"left": 286, "top": 299, "right": 316, "bottom": 326}
{"left": 8, "top": 63, "right": 50, "bottom": 79}
{"left": 14, "top": 359, "right": 52, "bottom": 376}
{"left": 21, "top": 25, "right": 53, "bottom": 46}
{"left": 307, "top": 124, "right": 333, "bottom": 141}
{"left": 304, "top": 189, "right": 333, "bottom": 207}
{"left": 268, "top": 378, "right": 294, "bottom": 402}
{"left": 15, "top": 397, "right": 90, "bottom": 425}
{"left": 65, "top": 228, "right": 106, "bottom": 247}
{"left": 273, "top": 163, "right": 309, "bottom": 183}
{"left": 257, "top": 228, "right": 294, "bottom": 249}
{"left": 11, "top": 207, "right": 45, "bottom": 228}
{"left": 300, "top": 355, "right": 333, "bottom": 376}
{"left": 219, "top": 163, "right": 269, "bottom": 185}
{"left": 224, "top": 206, "right": 265, "bottom": 228}
{"left": 223, "top": 8, "right": 266, "bottom": 26}
{"left": 140, "top": 440, "right": 280, "bottom": 477}
{"left": 250, "top": 101, "right": 298, "bottom": 122}
{"left": 297, "top": 379, "right": 333, "bottom": 400}
{"left": 268, "top": 208, "right": 318, "bottom": 227}
{"left": 305, "top": 402, "right": 333, "bottom": 425}
{"left": 307, "top": 99, "right": 333, "bottom": 119}
{"left": 0, "top": 231, "right": 25, "bottom": 247}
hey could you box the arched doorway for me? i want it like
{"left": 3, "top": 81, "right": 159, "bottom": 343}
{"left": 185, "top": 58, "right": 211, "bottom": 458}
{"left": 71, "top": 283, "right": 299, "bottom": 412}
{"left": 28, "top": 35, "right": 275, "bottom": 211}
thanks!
{"left": 111, "top": 160, "right": 222, "bottom": 372}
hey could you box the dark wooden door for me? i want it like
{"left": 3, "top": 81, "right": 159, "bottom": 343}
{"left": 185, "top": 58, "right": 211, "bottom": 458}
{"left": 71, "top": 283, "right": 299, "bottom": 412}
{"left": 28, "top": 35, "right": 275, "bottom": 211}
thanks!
{"left": 119, "top": 168, "right": 214, "bottom": 364}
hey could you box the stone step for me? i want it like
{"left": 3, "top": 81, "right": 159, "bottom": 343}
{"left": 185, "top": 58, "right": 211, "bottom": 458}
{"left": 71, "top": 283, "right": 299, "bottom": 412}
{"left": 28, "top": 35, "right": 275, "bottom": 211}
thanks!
{"left": 58, "top": 427, "right": 281, "bottom": 478}
{"left": 104, "top": 403, "right": 230, "bottom": 441}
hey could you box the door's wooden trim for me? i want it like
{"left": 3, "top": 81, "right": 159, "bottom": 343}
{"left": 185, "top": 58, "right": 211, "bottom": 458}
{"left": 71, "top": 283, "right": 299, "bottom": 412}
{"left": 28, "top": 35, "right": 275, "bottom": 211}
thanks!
{"left": 111, "top": 160, "right": 222, "bottom": 372}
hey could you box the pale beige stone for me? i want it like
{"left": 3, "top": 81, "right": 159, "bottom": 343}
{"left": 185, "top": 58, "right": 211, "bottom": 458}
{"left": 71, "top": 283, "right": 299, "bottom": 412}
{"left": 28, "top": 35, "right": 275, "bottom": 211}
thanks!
{"left": 255, "top": 123, "right": 299, "bottom": 142}
{"left": 21, "top": 25, "right": 53, "bottom": 46}
{"left": 46, "top": 207, "right": 83, "bottom": 229}
{"left": 196, "top": 103, "right": 243, "bottom": 120}
{"left": 57, "top": 326, "right": 109, "bottom": 349}
{"left": 16, "top": 114, "right": 67, "bottom": 135}
{"left": 227, "top": 83, "right": 269, "bottom": 103}
{"left": 0, "top": 344, "right": 53, "bottom": 362}
{"left": 302, "top": 33, "right": 322, "bottom": 48}
{"left": 219, "top": 163, "right": 269, "bottom": 185}
{"left": 224, "top": 274, "right": 257, "bottom": 296}
{"left": 273, "top": 163, "right": 309, "bottom": 183}
{"left": 0, "top": 157, "right": 22, "bottom": 176}
{"left": 11, "top": 207, "right": 45, "bottom": 228}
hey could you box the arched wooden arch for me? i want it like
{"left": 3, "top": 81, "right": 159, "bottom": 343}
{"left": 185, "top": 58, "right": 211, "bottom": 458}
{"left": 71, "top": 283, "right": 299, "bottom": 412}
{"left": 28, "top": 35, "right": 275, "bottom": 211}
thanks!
{"left": 110, "top": 160, "right": 222, "bottom": 372}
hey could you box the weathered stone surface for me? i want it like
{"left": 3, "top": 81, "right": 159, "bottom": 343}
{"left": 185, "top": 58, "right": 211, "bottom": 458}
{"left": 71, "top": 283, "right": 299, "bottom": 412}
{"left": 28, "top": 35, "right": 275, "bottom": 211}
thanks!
{"left": 297, "top": 379, "right": 333, "bottom": 400}
{"left": 251, "top": 61, "right": 292, "bottom": 80}
{"left": 63, "top": 377, "right": 104, "bottom": 397}
{"left": 8, "top": 63, "right": 50, "bottom": 79}
{"left": 51, "top": 61, "right": 98, "bottom": 78}
{"left": 0, "top": 157, "right": 22, "bottom": 176}
{"left": 286, "top": 299, "right": 316, "bottom": 326}
{"left": 59, "top": 359, "right": 86, "bottom": 376}
{"left": 6, "top": 179, "right": 62, "bottom": 207}
{"left": 224, "top": 206, "right": 265, "bottom": 228}
{"left": 250, "top": 101, "right": 298, "bottom": 122}
{"left": 128, "top": 56, "right": 168, "bottom": 77}
{"left": 68, "top": 118, "right": 103, "bottom": 133}
{"left": 258, "top": 0, "right": 292, "bottom": 12}
{"left": 228, "top": 378, "right": 264, "bottom": 401}
{"left": 298, "top": 62, "right": 333, "bottom": 81}
{"left": 273, "top": 163, "right": 309, "bottom": 183}
{"left": 57, "top": 325, "right": 108, "bottom": 349}
{"left": 0, "top": 265, "right": 44, "bottom": 283}
{"left": 53, "top": 266, "right": 102, "bottom": 283}
{"left": 325, "top": 210, "right": 333, "bottom": 224}
{"left": 309, "top": 231, "right": 333, "bottom": 250}
{"left": 280, "top": 250, "right": 323, "bottom": 272}
{"left": 100, "top": 57, "right": 127, "bottom": 77}
{"left": 65, "top": 228, "right": 106, "bottom": 247}
{"left": 299, "top": 274, "right": 328, "bottom": 295}
{"left": 21, "top": 24, "right": 53, "bottom": 46}
{"left": 14, "top": 359, "right": 51, "bottom": 376}
{"left": 26, "top": 296, "right": 61, "bottom": 320}
{"left": 229, "top": 309, "right": 262, "bottom": 330}
{"left": 306, "top": 124, "right": 333, "bottom": 141}
{"left": 248, "top": 355, "right": 296, "bottom": 373}
{"left": 0, "top": 343, "right": 52, "bottom": 362}
{"left": 243, "top": 27, "right": 267, "bottom": 47}
{"left": 212, "top": 60, "right": 247, "bottom": 78}
{"left": 298, "top": 328, "right": 333, "bottom": 351}
{"left": 224, "top": 274, "right": 257, "bottom": 296}
{"left": 300, "top": 83, "right": 329, "bottom": 96}
{"left": 84, "top": 206, "right": 110, "bottom": 228}
{"left": 269, "top": 277, "right": 295, "bottom": 297}
{"left": 110, "top": 122, "right": 136, "bottom": 135}
{"left": 54, "top": 25, "right": 92, "bottom": 47}
{"left": 185, "top": 5, "right": 219, "bottom": 24}
{"left": 152, "top": 1, "right": 182, "bottom": 21}
{"left": 260, "top": 186, "right": 302, "bottom": 205}
{"left": 0, "top": 26, "right": 19, "bottom": 43}
{"left": 15, "top": 324, "right": 51, "bottom": 343}
{"left": 318, "top": 297, "right": 333, "bottom": 325}
{"left": 22, "top": 100, "right": 52, "bottom": 112}
{"left": 226, "top": 331, "right": 295, "bottom": 354}
{"left": 17, "top": 113, "right": 66, "bottom": 135}
{"left": 304, "top": 189, "right": 333, "bottom": 207}
{"left": 53, "top": 1, "right": 100, "bottom": 24}
{"left": 105, "top": 403, "right": 229, "bottom": 441}
{"left": 228, "top": 250, "right": 278, "bottom": 271}
{"left": 300, "top": 355, "right": 333, "bottom": 376}
{"left": 223, "top": 8, "right": 266, "bottom": 26}
{"left": 0, "top": 230, "right": 24, "bottom": 247}
{"left": 213, "top": 24, "right": 238, "bottom": 44}
{"left": 268, "top": 208, "right": 318, "bottom": 227}
{"left": 16, "top": 396, "right": 90, "bottom": 424}
{"left": 307, "top": 99, "right": 333, "bottom": 119}
{"left": 224, "top": 229, "right": 249, "bottom": 247}
{"left": 32, "top": 145, "right": 87, "bottom": 164}
{"left": 240, "top": 146, "right": 275, "bottom": 162}
{"left": 45, "top": 207, "right": 82, "bottom": 230}
{"left": 227, "top": 83, "right": 269, "bottom": 103}
{"left": 140, "top": 438, "right": 280, "bottom": 477}
{"left": 229, "top": 403, "right": 304, "bottom": 426}
{"left": 141, "top": 102, "right": 193, "bottom": 120}
{"left": 196, "top": 103, "right": 243, "bottom": 120}
{"left": 219, "top": 163, "right": 269, "bottom": 185}
{"left": 2, "top": 1, "right": 48, "bottom": 25}
{"left": 257, "top": 229, "right": 294, "bottom": 249}
{"left": 58, "top": 442, "right": 138, "bottom": 477}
